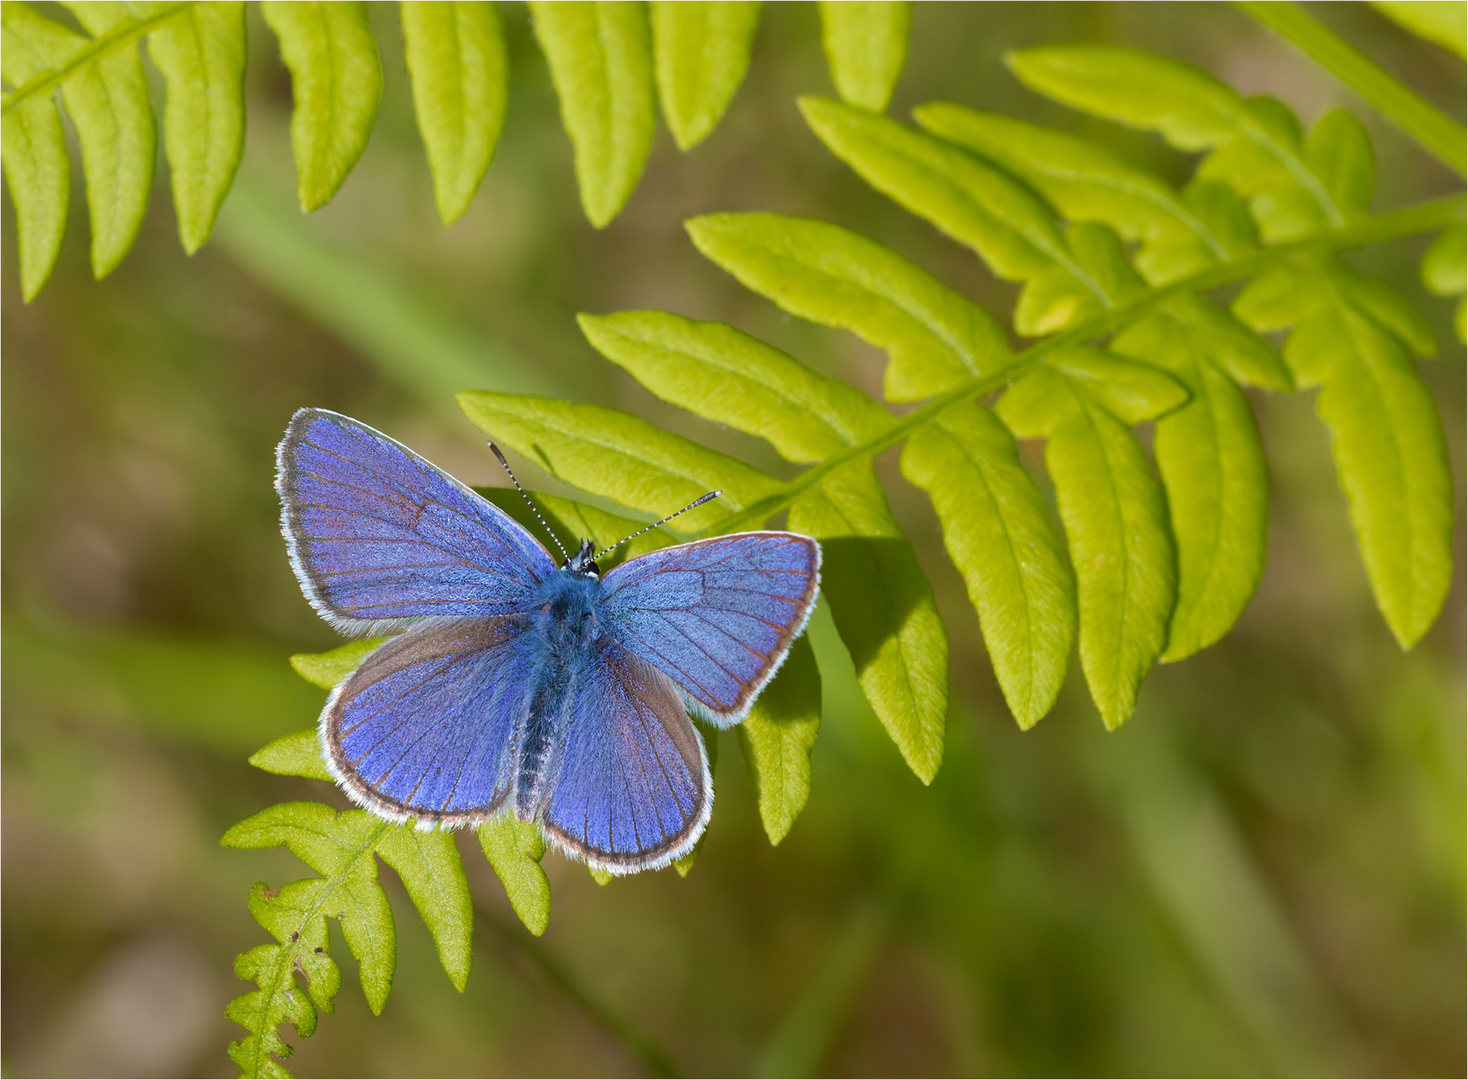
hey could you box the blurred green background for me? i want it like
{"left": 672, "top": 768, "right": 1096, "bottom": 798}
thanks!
{"left": 3, "top": 3, "right": 1464, "bottom": 1076}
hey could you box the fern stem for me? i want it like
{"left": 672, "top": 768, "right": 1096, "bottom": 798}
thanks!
{"left": 702, "top": 192, "right": 1466, "bottom": 538}
{"left": 477, "top": 904, "right": 683, "bottom": 1078}
{"left": 1234, "top": 0, "right": 1468, "bottom": 179}
{"left": 0, "top": 2, "right": 196, "bottom": 115}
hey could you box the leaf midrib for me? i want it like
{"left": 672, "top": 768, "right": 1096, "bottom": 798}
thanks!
{"left": 1, "top": 2, "right": 195, "bottom": 114}
{"left": 697, "top": 195, "right": 1464, "bottom": 540}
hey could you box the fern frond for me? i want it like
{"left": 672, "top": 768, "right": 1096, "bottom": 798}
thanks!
{"left": 455, "top": 45, "right": 1460, "bottom": 784}
{"left": 2, "top": 0, "right": 924, "bottom": 295}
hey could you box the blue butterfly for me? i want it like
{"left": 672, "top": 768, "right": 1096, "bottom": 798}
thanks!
{"left": 275, "top": 408, "right": 821, "bottom": 874}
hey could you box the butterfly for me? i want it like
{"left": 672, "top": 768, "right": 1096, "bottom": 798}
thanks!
{"left": 275, "top": 408, "right": 821, "bottom": 875}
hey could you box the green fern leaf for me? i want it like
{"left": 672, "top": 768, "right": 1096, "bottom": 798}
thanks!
{"left": 143, "top": 0, "right": 246, "bottom": 253}
{"left": 1236, "top": 261, "right": 1453, "bottom": 647}
{"left": 22, "top": 2, "right": 156, "bottom": 278}
{"left": 816, "top": 0, "right": 910, "bottom": 113}
{"left": 400, "top": 0, "right": 508, "bottom": 225}
{"left": 687, "top": 212, "right": 1011, "bottom": 400}
{"left": 789, "top": 460, "right": 946, "bottom": 782}
{"left": 578, "top": 309, "right": 891, "bottom": 462}
{"left": 477, "top": 817, "right": 552, "bottom": 935}
{"left": 1007, "top": 45, "right": 1253, "bottom": 154}
{"left": 374, "top": 826, "right": 474, "bottom": 992}
{"left": 997, "top": 347, "right": 1184, "bottom": 727}
{"left": 900, "top": 400, "right": 1075, "bottom": 728}
{"left": 912, "top": 104, "right": 1254, "bottom": 284}
{"left": 250, "top": 729, "right": 334, "bottom": 782}
{"left": 801, "top": 96, "right": 1108, "bottom": 334}
{"left": 262, "top": 0, "right": 383, "bottom": 213}
{"left": 530, "top": 0, "right": 655, "bottom": 228}
{"left": 650, "top": 0, "right": 761, "bottom": 151}
{"left": 1421, "top": 224, "right": 1466, "bottom": 343}
{"left": 1370, "top": 0, "right": 1467, "bottom": 58}
{"left": 739, "top": 636, "right": 821, "bottom": 844}
{"left": 0, "top": 4, "right": 71, "bottom": 301}
{"left": 1010, "top": 45, "right": 1348, "bottom": 236}
{"left": 289, "top": 638, "right": 386, "bottom": 689}
{"left": 457, "top": 390, "right": 779, "bottom": 529}
{"left": 1111, "top": 296, "right": 1286, "bottom": 662}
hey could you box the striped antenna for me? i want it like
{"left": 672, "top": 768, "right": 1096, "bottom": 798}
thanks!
{"left": 595, "top": 491, "right": 721, "bottom": 560}
{"left": 488, "top": 442, "right": 570, "bottom": 562}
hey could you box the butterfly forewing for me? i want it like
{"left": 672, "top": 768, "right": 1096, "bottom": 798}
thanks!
{"left": 599, "top": 533, "right": 821, "bottom": 723}
{"left": 323, "top": 616, "right": 538, "bottom": 825}
{"left": 538, "top": 638, "right": 710, "bottom": 873}
{"left": 277, "top": 408, "right": 556, "bottom": 630}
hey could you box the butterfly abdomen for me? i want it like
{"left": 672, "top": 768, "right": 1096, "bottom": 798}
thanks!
{"left": 514, "top": 571, "right": 603, "bottom": 819}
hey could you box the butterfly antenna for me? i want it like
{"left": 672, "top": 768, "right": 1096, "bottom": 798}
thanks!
{"left": 488, "top": 442, "right": 569, "bottom": 562}
{"left": 594, "top": 491, "right": 721, "bottom": 560}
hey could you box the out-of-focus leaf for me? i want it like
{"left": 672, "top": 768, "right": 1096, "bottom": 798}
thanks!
{"left": 578, "top": 309, "right": 890, "bottom": 462}
{"left": 802, "top": 96, "right": 1107, "bottom": 332}
{"left": 530, "top": 0, "right": 655, "bottom": 227}
{"left": 739, "top": 636, "right": 821, "bottom": 843}
{"left": 789, "top": 461, "right": 946, "bottom": 781}
{"left": 376, "top": 827, "right": 474, "bottom": 991}
{"left": 687, "top": 212, "right": 1011, "bottom": 400}
{"left": 1006, "top": 46, "right": 1354, "bottom": 241}
{"left": 250, "top": 728, "right": 333, "bottom": 782}
{"left": 50, "top": 1, "right": 157, "bottom": 277}
{"left": 1007, "top": 45, "right": 1246, "bottom": 152}
{"left": 401, "top": 0, "right": 508, "bottom": 224}
{"left": 997, "top": 348, "right": 1181, "bottom": 728}
{"left": 1, "top": 4, "right": 73, "bottom": 300}
{"left": 651, "top": 0, "right": 761, "bottom": 150}
{"left": 914, "top": 103, "right": 1251, "bottom": 283}
{"left": 816, "top": 0, "right": 910, "bottom": 112}
{"left": 901, "top": 400, "right": 1075, "bottom": 728}
{"left": 1370, "top": 0, "right": 1467, "bottom": 57}
{"left": 1421, "top": 224, "right": 1466, "bottom": 343}
{"left": 290, "top": 638, "right": 387, "bottom": 690}
{"left": 1111, "top": 297, "right": 1281, "bottom": 661}
{"left": 458, "top": 390, "right": 780, "bottom": 531}
{"left": 478, "top": 817, "right": 553, "bottom": 935}
{"left": 261, "top": 0, "right": 383, "bottom": 212}
{"left": 1307, "top": 108, "right": 1374, "bottom": 218}
{"left": 143, "top": 0, "right": 246, "bottom": 253}
{"left": 1237, "top": 262, "right": 1454, "bottom": 647}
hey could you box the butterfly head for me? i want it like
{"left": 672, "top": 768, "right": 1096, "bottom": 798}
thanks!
{"left": 563, "top": 538, "right": 600, "bottom": 579}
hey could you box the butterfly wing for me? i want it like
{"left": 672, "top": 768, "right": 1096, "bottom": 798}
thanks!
{"left": 538, "top": 637, "right": 710, "bottom": 873}
{"left": 277, "top": 408, "right": 556, "bottom": 631}
{"left": 599, "top": 532, "right": 821, "bottom": 724}
{"left": 322, "top": 616, "right": 540, "bottom": 825}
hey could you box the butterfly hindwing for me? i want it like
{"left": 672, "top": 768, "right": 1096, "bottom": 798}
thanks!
{"left": 599, "top": 533, "right": 821, "bottom": 724}
{"left": 323, "top": 616, "right": 539, "bottom": 826}
{"left": 277, "top": 408, "right": 556, "bottom": 630}
{"left": 538, "top": 637, "right": 711, "bottom": 873}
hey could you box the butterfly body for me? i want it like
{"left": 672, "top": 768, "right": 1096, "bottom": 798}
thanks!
{"left": 277, "top": 408, "right": 820, "bottom": 873}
